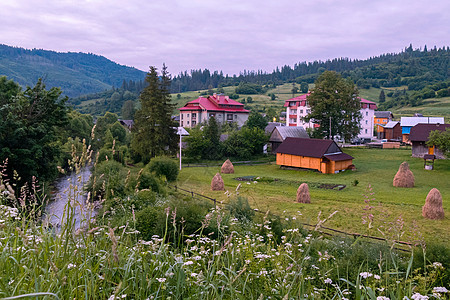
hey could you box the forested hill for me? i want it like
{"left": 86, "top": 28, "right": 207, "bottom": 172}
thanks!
{"left": 0, "top": 44, "right": 146, "bottom": 97}
{"left": 172, "top": 45, "right": 450, "bottom": 93}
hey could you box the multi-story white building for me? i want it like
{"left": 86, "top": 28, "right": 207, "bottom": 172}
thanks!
{"left": 179, "top": 94, "right": 249, "bottom": 128}
{"left": 284, "top": 93, "right": 377, "bottom": 139}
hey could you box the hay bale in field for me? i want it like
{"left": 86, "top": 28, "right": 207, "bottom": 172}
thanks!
{"left": 296, "top": 183, "right": 311, "bottom": 203}
{"left": 221, "top": 159, "right": 234, "bottom": 174}
{"left": 211, "top": 173, "right": 224, "bottom": 191}
{"left": 393, "top": 161, "right": 415, "bottom": 188}
{"left": 422, "top": 188, "right": 445, "bottom": 220}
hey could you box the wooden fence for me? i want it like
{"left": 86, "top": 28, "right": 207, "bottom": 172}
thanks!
{"left": 167, "top": 184, "right": 414, "bottom": 252}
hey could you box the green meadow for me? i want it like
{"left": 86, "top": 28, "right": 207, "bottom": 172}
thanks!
{"left": 177, "top": 148, "right": 450, "bottom": 244}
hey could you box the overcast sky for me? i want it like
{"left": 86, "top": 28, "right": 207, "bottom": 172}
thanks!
{"left": 1, "top": 0, "right": 449, "bottom": 76}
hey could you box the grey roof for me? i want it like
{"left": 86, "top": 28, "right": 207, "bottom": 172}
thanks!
{"left": 384, "top": 121, "right": 399, "bottom": 129}
{"left": 265, "top": 122, "right": 286, "bottom": 134}
{"left": 374, "top": 111, "right": 393, "bottom": 118}
{"left": 273, "top": 126, "right": 309, "bottom": 140}
{"left": 400, "top": 117, "right": 445, "bottom": 127}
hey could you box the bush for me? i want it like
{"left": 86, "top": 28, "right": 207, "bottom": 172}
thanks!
{"left": 87, "top": 160, "right": 127, "bottom": 199}
{"left": 147, "top": 157, "right": 179, "bottom": 182}
{"left": 138, "top": 171, "right": 164, "bottom": 194}
{"left": 136, "top": 206, "right": 163, "bottom": 240}
{"left": 228, "top": 196, "right": 254, "bottom": 222}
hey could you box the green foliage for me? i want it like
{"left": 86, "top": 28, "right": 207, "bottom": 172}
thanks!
{"left": 185, "top": 117, "right": 222, "bottom": 161}
{"left": 235, "top": 82, "right": 265, "bottom": 94}
{"left": 300, "top": 82, "right": 309, "bottom": 93}
{"left": 222, "top": 127, "right": 268, "bottom": 159}
{"left": 87, "top": 160, "right": 128, "bottom": 200}
{"left": 121, "top": 100, "right": 136, "bottom": 120}
{"left": 228, "top": 196, "right": 254, "bottom": 223}
{"left": 427, "top": 128, "right": 450, "bottom": 157}
{"left": 147, "top": 157, "right": 179, "bottom": 182}
{"left": 131, "top": 65, "right": 178, "bottom": 162}
{"left": 379, "top": 90, "right": 386, "bottom": 103}
{"left": 305, "top": 71, "right": 362, "bottom": 141}
{"left": 137, "top": 170, "right": 164, "bottom": 194}
{"left": 245, "top": 112, "right": 268, "bottom": 131}
{"left": 0, "top": 77, "right": 68, "bottom": 186}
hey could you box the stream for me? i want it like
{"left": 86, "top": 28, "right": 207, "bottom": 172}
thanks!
{"left": 44, "top": 167, "right": 95, "bottom": 231}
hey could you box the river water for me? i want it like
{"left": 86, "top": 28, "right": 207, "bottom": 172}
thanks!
{"left": 44, "top": 167, "right": 95, "bottom": 231}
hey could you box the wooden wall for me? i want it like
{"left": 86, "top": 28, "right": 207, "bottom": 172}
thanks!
{"left": 277, "top": 153, "right": 353, "bottom": 174}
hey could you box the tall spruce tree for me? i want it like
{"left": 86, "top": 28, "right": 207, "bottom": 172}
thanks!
{"left": 131, "top": 65, "right": 177, "bottom": 162}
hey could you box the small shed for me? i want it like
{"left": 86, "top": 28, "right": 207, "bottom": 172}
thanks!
{"left": 410, "top": 123, "right": 450, "bottom": 159}
{"left": 276, "top": 137, "right": 354, "bottom": 174}
{"left": 269, "top": 126, "right": 309, "bottom": 153}
{"left": 377, "top": 121, "right": 402, "bottom": 140}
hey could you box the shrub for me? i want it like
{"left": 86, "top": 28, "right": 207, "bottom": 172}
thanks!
{"left": 136, "top": 206, "right": 163, "bottom": 240}
{"left": 138, "top": 171, "right": 164, "bottom": 194}
{"left": 87, "top": 160, "right": 127, "bottom": 199}
{"left": 147, "top": 157, "right": 179, "bottom": 182}
{"left": 228, "top": 196, "right": 254, "bottom": 222}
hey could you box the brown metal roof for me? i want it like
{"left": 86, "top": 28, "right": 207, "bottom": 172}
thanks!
{"left": 276, "top": 137, "right": 342, "bottom": 158}
{"left": 324, "top": 152, "right": 354, "bottom": 161}
{"left": 410, "top": 124, "right": 450, "bottom": 142}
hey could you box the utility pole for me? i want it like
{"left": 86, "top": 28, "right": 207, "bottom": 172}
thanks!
{"left": 329, "top": 116, "right": 332, "bottom": 140}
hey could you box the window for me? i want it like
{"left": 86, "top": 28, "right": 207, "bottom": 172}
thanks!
{"left": 192, "top": 121, "right": 196, "bottom": 126}
{"left": 209, "top": 113, "right": 216, "bottom": 118}
{"left": 192, "top": 113, "right": 197, "bottom": 118}
{"left": 365, "top": 129, "right": 368, "bottom": 134}
{"left": 290, "top": 109, "right": 297, "bottom": 114}
{"left": 300, "top": 109, "right": 303, "bottom": 114}
{"left": 181, "top": 114, "right": 183, "bottom": 120}
{"left": 181, "top": 121, "right": 183, "bottom": 126}
{"left": 187, "top": 121, "right": 190, "bottom": 125}
{"left": 306, "top": 109, "right": 311, "bottom": 114}
{"left": 187, "top": 114, "right": 190, "bottom": 118}
{"left": 234, "top": 115, "right": 237, "bottom": 120}
{"left": 365, "top": 120, "right": 368, "bottom": 125}
{"left": 289, "top": 102, "right": 296, "bottom": 107}
{"left": 227, "top": 114, "right": 233, "bottom": 121}
{"left": 366, "top": 111, "right": 368, "bottom": 116}
{"left": 289, "top": 118, "right": 296, "bottom": 123}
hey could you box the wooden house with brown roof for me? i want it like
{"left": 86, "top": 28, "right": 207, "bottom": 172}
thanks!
{"left": 410, "top": 123, "right": 450, "bottom": 159}
{"left": 276, "top": 137, "right": 354, "bottom": 174}
{"left": 269, "top": 126, "right": 309, "bottom": 153}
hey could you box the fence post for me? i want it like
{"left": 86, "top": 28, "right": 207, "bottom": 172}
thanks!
{"left": 214, "top": 198, "right": 216, "bottom": 206}
{"left": 191, "top": 191, "right": 194, "bottom": 199}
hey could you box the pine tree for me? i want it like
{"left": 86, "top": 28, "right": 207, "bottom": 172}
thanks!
{"left": 131, "top": 65, "right": 177, "bottom": 162}
{"left": 379, "top": 90, "right": 386, "bottom": 103}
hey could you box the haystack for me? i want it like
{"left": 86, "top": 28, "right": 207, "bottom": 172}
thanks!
{"left": 422, "top": 188, "right": 445, "bottom": 219}
{"left": 393, "top": 161, "right": 415, "bottom": 188}
{"left": 296, "top": 183, "right": 311, "bottom": 203}
{"left": 221, "top": 159, "right": 234, "bottom": 174}
{"left": 211, "top": 173, "right": 224, "bottom": 191}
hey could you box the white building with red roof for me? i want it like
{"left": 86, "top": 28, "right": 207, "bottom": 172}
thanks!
{"left": 179, "top": 94, "right": 249, "bottom": 128}
{"left": 284, "top": 93, "right": 377, "bottom": 139}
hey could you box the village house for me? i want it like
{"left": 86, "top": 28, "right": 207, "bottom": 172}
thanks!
{"left": 377, "top": 121, "right": 402, "bottom": 140}
{"left": 400, "top": 117, "right": 445, "bottom": 144}
{"left": 284, "top": 94, "right": 377, "bottom": 139}
{"left": 178, "top": 94, "right": 249, "bottom": 128}
{"left": 374, "top": 111, "right": 394, "bottom": 127}
{"left": 269, "top": 126, "right": 309, "bottom": 153}
{"left": 276, "top": 137, "right": 354, "bottom": 174}
{"left": 409, "top": 123, "right": 450, "bottom": 159}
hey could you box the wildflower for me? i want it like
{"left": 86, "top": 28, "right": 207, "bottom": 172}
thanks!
{"left": 156, "top": 278, "right": 166, "bottom": 283}
{"left": 374, "top": 274, "right": 381, "bottom": 280}
{"left": 324, "top": 278, "right": 332, "bottom": 284}
{"left": 184, "top": 261, "right": 194, "bottom": 266}
{"left": 67, "top": 263, "right": 76, "bottom": 269}
{"left": 359, "top": 272, "right": 373, "bottom": 279}
{"left": 411, "top": 293, "right": 429, "bottom": 300}
{"left": 433, "top": 287, "right": 449, "bottom": 293}
{"left": 191, "top": 273, "right": 198, "bottom": 277}
{"left": 259, "top": 270, "right": 268, "bottom": 276}
{"left": 192, "top": 256, "right": 202, "bottom": 261}
{"left": 377, "top": 297, "right": 390, "bottom": 300}
{"left": 216, "top": 270, "right": 224, "bottom": 275}
{"left": 432, "top": 262, "right": 444, "bottom": 269}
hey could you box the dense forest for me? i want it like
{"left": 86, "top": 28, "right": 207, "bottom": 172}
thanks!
{"left": 0, "top": 44, "right": 146, "bottom": 97}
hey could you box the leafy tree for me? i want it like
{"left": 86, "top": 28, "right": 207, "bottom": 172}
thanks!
{"left": 121, "top": 100, "right": 136, "bottom": 120}
{"left": 246, "top": 96, "right": 253, "bottom": 103}
{"left": 0, "top": 77, "right": 68, "bottom": 186}
{"left": 131, "top": 65, "right": 177, "bottom": 162}
{"left": 222, "top": 127, "right": 268, "bottom": 159}
{"left": 304, "top": 71, "right": 361, "bottom": 141}
{"left": 427, "top": 128, "right": 450, "bottom": 157}
{"left": 300, "top": 82, "right": 309, "bottom": 93}
{"left": 379, "top": 90, "right": 386, "bottom": 103}
{"left": 270, "top": 93, "right": 276, "bottom": 101}
{"left": 291, "top": 83, "right": 298, "bottom": 97}
{"left": 203, "top": 117, "right": 222, "bottom": 160}
{"left": 265, "top": 107, "right": 277, "bottom": 122}
{"left": 245, "top": 112, "right": 268, "bottom": 131}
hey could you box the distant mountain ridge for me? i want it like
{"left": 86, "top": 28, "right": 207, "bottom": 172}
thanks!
{"left": 0, "top": 44, "right": 146, "bottom": 97}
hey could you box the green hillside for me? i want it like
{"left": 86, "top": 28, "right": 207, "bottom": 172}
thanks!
{"left": 0, "top": 44, "right": 146, "bottom": 97}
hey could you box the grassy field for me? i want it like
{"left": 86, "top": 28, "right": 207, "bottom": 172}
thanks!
{"left": 176, "top": 148, "right": 450, "bottom": 244}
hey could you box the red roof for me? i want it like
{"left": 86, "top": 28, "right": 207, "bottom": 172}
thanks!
{"left": 179, "top": 94, "right": 249, "bottom": 113}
